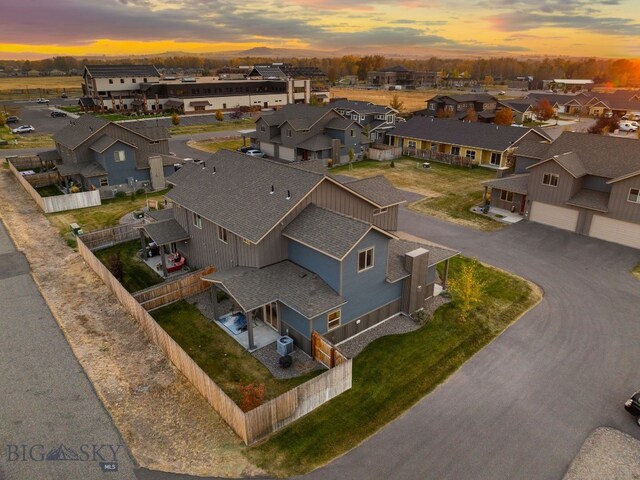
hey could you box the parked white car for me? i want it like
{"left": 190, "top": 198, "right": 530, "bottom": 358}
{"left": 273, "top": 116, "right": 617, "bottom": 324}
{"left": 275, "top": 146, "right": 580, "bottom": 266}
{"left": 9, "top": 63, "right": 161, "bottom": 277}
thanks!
{"left": 245, "top": 149, "right": 266, "bottom": 158}
{"left": 11, "top": 125, "right": 35, "bottom": 134}
{"left": 619, "top": 122, "right": 639, "bottom": 132}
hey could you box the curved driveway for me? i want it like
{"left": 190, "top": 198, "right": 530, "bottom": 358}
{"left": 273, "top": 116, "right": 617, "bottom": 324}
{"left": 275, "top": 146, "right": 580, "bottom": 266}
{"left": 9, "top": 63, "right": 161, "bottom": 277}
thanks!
{"left": 307, "top": 208, "right": 640, "bottom": 480}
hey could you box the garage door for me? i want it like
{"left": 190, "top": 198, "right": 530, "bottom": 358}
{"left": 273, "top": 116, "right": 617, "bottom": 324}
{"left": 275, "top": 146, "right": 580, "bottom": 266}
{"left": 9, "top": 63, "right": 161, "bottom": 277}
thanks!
{"left": 589, "top": 215, "right": 640, "bottom": 249}
{"left": 279, "top": 147, "right": 295, "bottom": 162}
{"left": 260, "top": 142, "right": 274, "bottom": 156}
{"left": 529, "top": 201, "right": 578, "bottom": 232}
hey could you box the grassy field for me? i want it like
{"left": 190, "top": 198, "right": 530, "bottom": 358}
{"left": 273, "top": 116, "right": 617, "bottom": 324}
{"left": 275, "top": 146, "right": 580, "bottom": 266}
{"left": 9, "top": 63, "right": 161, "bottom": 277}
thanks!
{"left": 247, "top": 256, "right": 541, "bottom": 476}
{"left": 152, "top": 300, "right": 323, "bottom": 405}
{"left": 46, "top": 189, "right": 169, "bottom": 247}
{"left": 187, "top": 137, "right": 244, "bottom": 154}
{"left": 0, "top": 126, "right": 54, "bottom": 149}
{"left": 94, "top": 240, "right": 164, "bottom": 293}
{"left": 169, "top": 118, "right": 254, "bottom": 136}
{"left": 0, "top": 77, "right": 83, "bottom": 101}
{"left": 35, "top": 184, "right": 63, "bottom": 197}
{"left": 330, "top": 159, "right": 499, "bottom": 230}
{"left": 330, "top": 87, "right": 436, "bottom": 112}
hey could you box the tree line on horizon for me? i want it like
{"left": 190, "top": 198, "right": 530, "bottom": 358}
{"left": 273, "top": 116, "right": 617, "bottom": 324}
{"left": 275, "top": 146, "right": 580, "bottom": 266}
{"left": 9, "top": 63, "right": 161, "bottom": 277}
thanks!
{"left": 1, "top": 55, "right": 639, "bottom": 87}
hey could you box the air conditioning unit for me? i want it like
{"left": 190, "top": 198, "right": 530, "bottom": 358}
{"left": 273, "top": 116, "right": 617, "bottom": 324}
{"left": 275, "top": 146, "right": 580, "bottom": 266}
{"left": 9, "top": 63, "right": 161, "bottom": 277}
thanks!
{"left": 276, "top": 336, "right": 294, "bottom": 356}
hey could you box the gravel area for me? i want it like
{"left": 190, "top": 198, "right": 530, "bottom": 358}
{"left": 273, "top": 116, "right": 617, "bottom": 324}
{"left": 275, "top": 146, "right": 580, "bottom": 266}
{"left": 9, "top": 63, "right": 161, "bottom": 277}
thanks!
{"left": 252, "top": 343, "right": 325, "bottom": 379}
{"left": 563, "top": 427, "right": 640, "bottom": 480}
{"left": 339, "top": 294, "right": 451, "bottom": 358}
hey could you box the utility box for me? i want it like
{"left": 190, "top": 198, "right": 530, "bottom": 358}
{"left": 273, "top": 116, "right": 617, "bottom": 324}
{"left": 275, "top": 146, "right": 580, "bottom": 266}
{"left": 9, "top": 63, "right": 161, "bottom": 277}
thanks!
{"left": 277, "top": 336, "right": 294, "bottom": 356}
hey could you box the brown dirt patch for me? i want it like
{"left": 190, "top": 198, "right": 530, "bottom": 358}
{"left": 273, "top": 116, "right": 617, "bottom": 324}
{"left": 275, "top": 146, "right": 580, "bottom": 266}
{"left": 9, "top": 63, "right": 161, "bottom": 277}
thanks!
{"left": 329, "top": 87, "right": 438, "bottom": 112}
{"left": 0, "top": 165, "right": 261, "bottom": 477}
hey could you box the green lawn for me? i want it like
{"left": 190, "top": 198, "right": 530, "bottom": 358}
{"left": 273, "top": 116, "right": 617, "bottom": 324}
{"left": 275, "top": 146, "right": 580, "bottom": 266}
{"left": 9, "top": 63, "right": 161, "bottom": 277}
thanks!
{"left": 46, "top": 189, "right": 169, "bottom": 248}
{"left": 331, "top": 158, "right": 499, "bottom": 231}
{"left": 0, "top": 126, "right": 54, "bottom": 149}
{"left": 152, "top": 301, "right": 323, "bottom": 405}
{"left": 169, "top": 118, "right": 254, "bottom": 136}
{"left": 247, "top": 256, "right": 541, "bottom": 476}
{"left": 94, "top": 240, "right": 164, "bottom": 293}
{"left": 35, "top": 184, "right": 63, "bottom": 197}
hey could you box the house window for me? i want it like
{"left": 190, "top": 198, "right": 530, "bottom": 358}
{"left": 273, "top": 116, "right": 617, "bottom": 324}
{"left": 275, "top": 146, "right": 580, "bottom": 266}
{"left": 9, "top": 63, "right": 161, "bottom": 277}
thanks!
{"left": 143, "top": 78, "right": 147, "bottom": 83}
{"left": 132, "top": 78, "right": 136, "bottom": 83}
{"left": 429, "top": 103, "right": 436, "bottom": 110}
{"left": 350, "top": 129, "right": 355, "bottom": 137}
{"left": 542, "top": 173, "right": 559, "bottom": 187}
{"left": 260, "top": 125, "right": 266, "bottom": 132}
{"left": 407, "top": 140, "right": 417, "bottom": 149}
{"left": 327, "top": 309, "right": 341, "bottom": 330}
{"left": 113, "top": 150, "right": 126, "bottom": 162}
{"left": 193, "top": 213, "right": 202, "bottom": 229}
{"left": 99, "top": 177, "right": 108, "bottom": 187}
{"left": 490, "top": 152, "right": 502, "bottom": 166}
{"left": 358, "top": 247, "right": 374, "bottom": 272}
{"left": 500, "top": 190, "right": 514, "bottom": 202}
{"left": 628, "top": 188, "right": 640, "bottom": 203}
{"left": 451, "top": 146, "right": 461, "bottom": 156}
{"left": 386, "top": 115, "right": 393, "bottom": 122}
{"left": 465, "top": 150, "right": 476, "bottom": 160}
{"left": 194, "top": 105, "right": 205, "bottom": 112}
{"left": 217, "top": 225, "right": 228, "bottom": 243}
{"left": 373, "top": 207, "right": 388, "bottom": 215}
{"left": 108, "top": 79, "right": 113, "bottom": 84}
{"left": 120, "top": 78, "right": 124, "bottom": 84}
{"left": 287, "top": 129, "right": 292, "bottom": 137}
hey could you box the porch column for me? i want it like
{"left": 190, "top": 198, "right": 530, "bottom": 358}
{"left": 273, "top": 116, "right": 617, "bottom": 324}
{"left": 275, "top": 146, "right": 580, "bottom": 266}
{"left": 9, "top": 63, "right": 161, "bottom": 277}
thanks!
{"left": 247, "top": 310, "right": 256, "bottom": 351}
{"left": 160, "top": 245, "right": 168, "bottom": 277}
{"left": 139, "top": 228, "right": 146, "bottom": 253}
{"left": 210, "top": 285, "right": 219, "bottom": 319}
{"left": 483, "top": 186, "right": 489, "bottom": 206}
{"left": 442, "top": 259, "right": 450, "bottom": 289}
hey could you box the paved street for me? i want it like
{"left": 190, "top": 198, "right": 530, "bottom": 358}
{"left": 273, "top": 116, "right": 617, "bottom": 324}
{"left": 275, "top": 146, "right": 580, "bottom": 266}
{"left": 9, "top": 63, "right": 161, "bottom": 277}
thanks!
{"left": 0, "top": 221, "right": 136, "bottom": 480}
{"left": 308, "top": 210, "right": 640, "bottom": 480}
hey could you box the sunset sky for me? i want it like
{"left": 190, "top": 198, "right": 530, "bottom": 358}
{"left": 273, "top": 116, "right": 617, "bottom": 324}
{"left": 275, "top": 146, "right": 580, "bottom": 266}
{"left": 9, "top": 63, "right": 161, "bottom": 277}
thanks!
{"left": 2, "top": 0, "right": 640, "bottom": 59}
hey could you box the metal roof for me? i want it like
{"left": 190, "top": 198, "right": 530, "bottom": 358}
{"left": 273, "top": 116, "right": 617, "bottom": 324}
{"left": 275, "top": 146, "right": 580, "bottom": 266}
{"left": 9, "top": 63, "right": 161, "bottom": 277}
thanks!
{"left": 84, "top": 64, "right": 160, "bottom": 78}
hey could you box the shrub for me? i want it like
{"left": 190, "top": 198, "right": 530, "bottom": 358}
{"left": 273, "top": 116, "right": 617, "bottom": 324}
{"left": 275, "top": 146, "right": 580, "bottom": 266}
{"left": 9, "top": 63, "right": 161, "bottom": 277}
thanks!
{"left": 411, "top": 309, "right": 428, "bottom": 325}
{"left": 239, "top": 383, "right": 266, "bottom": 412}
{"left": 135, "top": 188, "right": 146, "bottom": 195}
{"left": 215, "top": 110, "right": 224, "bottom": 121}
{"left": 327, "top": 158, "right": 333, "bottom": 168}
{"left": 278, "top": 355, "right": 293, "bottom": 369}
{"left": 390, "top": 160, "right": 395, "bottom": 168}
{"left": 171, "top": 112, "right": 180, "bottom": 126}
{"left": 114, "top": 191, "right": 126, "bottom": 198}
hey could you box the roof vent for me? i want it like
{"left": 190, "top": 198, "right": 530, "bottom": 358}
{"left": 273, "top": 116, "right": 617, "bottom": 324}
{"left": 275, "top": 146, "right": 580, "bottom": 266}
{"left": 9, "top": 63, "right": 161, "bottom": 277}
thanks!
{"left": 286, "top": 190, "right": 291, "bottom": 200}
{"left": 270, "top": 185, "right": 275, "bottom": 194}
{"left": 212, "top": 166, "right": 216, "bottom": 174}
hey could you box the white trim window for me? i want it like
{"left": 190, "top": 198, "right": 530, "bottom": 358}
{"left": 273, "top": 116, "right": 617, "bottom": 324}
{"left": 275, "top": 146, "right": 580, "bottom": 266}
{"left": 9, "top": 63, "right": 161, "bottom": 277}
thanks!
{"left": 217, "top": 225, "right": 228, "bottom": 243}
{"left": 358, "top": 247, "right": 374, "bottom": 272}
{"left": 373, "top": 207, "right": 388, "bottom": 215}
{"left": 451, "top": 146, "right": 461, "bottom": 156}
{"left": 193, "top": 213, "right": 202, "bottom": 229}
{"left": 407, "top": 140, "right": 417, "bottom": 149}
{"left": 490, "top": 152, "right": 502, "bottom": 166}
{"left": 542, "top": 173, "right": 559, "bottom": 187}
{"left": 500, "top": 190, "right": 514, "bottom": 202}
{"left": 99, "top": 177, "right": 108, "bottom": 187}
{"left": 465, "top": 150, "right": 476, "bottom": 160}
{"left": 113, "top": 150, "right": 126, "bottom": 162}
{"left": 628, "top": 188, "right": 640, "bottom": 203}
{"left": 327, "top": 309, "right": 341, "bottom": 330}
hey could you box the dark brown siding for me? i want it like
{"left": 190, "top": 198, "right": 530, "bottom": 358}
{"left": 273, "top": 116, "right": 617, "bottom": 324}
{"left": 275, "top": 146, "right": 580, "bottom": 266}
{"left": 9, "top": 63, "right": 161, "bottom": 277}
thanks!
{"left": 607, "top": 177, "right": 640, "bottom": 223}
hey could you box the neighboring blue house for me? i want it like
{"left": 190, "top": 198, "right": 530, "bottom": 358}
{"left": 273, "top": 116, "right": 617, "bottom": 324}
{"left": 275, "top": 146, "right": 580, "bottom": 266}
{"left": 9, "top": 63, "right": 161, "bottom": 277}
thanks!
{"left": 50, "top": 115, "right": 176, "bottom": 197}
{"left": 141, "top": 150, "right": 458, "bottom": 354}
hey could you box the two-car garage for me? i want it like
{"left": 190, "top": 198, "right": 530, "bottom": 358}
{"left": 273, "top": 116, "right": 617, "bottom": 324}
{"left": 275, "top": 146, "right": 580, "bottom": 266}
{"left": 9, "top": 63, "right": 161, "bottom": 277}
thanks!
{"left": 529, "top": 201, "right": 579, "bottom": 232}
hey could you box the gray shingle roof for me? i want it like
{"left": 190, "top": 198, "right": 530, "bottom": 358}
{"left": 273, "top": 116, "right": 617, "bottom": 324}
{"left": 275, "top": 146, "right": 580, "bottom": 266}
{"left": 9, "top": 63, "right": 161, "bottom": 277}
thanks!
{"left": 203, "top": 261, "right": 346, "bottom": 318}
{"left": 283, "top": 204, "right": 372, "bottom": 260}
{"left": 330, "top": 99, "right": 391, "bottom": 115}
{"left": 325, "top": 117, "right": 355, "bottom": 130}
{"left": 259, "top": 104, "right": 334, "bottom": 130}
{"left": 119, "top": 121, "right": 168, "bottom": 141}
{"left": 498, "top": 99, "right": 536, "bottom": 112}
{"left": 534, "top": 131, "right": 640, "bottom": 179}
{"left": 389, "top": 117, "right": 549, "bottom": 152}
{"left": 566, "top": 189, "right": 610, "bottom": 212}
{"left": 80, "top": 162, "right": 107, "bottom": 178}
{"left": 89, "top": 135, "right": 118, "bottom": 153}
{"left": 288, "top": 159, "right": 329, "bottom": 174}
{"left": 339, "top": 175, "right": 406, "bottom": 207}
{"left": 146, "top": 208, "right": 175, "bottom": 222}
{"left": 387, "top": 239, "right": 459, "bottom": 283}
{"left": 84, "top": 64, "right": 160, "bottom": 78}
{"left": 296, "top": 133, "right": 334, "bottom": 151}
{"left": 516, "top": 141, "right": 552, "bottom": 159}
{"left": 482, "top": 174, "right": 530, "bottom": 195}
{"left": 38, "top": 150, "right": 60, "bottom": 162}
{"left": 166, "top": 151, "right": 324, "bottom": 243}
{"left": 53, "top": 115, "right": 110, "bottom": 150}
{"left": 551, "top": 151, "right": 587, "bottom": 178}
{"left": 141, "top": 219, "right": 190, "bottom": 246}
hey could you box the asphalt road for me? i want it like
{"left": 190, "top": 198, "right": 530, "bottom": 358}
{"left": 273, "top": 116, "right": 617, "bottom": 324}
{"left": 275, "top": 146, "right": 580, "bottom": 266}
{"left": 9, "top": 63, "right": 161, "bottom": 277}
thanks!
{"left": 1, "top": 98, "right": 79, "bottom": 134}
{"left": 0, "top": 221, "right": 136, "bottom": 480}
{"left": 306, "top": 211, "right": 640, "bottom": 480}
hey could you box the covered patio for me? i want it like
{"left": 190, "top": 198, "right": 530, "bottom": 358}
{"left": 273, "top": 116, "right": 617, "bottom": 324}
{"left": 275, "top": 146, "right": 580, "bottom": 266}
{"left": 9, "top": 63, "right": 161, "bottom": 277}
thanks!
{"left": 137, "top": 218, "right": 190, "bottom": 278}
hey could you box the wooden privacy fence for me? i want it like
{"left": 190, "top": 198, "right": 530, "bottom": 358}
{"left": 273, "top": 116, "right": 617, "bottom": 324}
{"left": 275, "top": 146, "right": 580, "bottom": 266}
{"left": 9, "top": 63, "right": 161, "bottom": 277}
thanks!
{"left": 368, "top": 145, "right": 402, "bottom": 161}
{"left": 5, "top": 155, "right": 50, "bottom": 170}
{"left": 404, "top": 148, "right": 475, "bottom": 168}
{"left": 21, "top": 171, "right": 61, "bottom": 188}
{"left": 7, "top": 159, "right": 101, "bottom": 213}
{"left": 80, "top": 224, "right": 138, "bottom": 250}
{"left": 77, "top": 236, "right": 352, "bottom": 445}
{"left": 133, "top": 266, "right": 215, "bottom": 311}
{"left": 312, "top": 331, "right": 349, "bottom": 368}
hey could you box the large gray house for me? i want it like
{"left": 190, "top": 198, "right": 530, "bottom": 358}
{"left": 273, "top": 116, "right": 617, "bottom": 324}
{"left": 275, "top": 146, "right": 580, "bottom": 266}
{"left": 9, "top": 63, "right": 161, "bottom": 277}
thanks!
{"left": 484, "top": 131, "right": 640, "bottom": 249}
{"left": 330, "top": 99, "right": 400, "bottom": 142}
{"left": 51, "top": 115, "right": 176, "bottom": 196}
{"left": 142, "top": 150, "right": 457, "bottom": 353}
{"left": 253, "top": 104, "right": 369, "bottom": 163}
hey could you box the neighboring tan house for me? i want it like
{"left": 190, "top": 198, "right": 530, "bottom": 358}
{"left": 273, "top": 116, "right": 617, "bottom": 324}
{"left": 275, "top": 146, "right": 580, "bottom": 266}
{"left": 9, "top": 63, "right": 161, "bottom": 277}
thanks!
{"left": 330, "top": 99, "right": 400, "bottom": 142}
{"left": 253, "top": 104, "right": 369, "bottom": 163}
{"left": 141, "top": 150, "right": 458, "bottom": 353}
{"left": 483, "top": 131, "right": 640, "bottom": 249}
{"left": 418, "top": 94, "right": 498, "bottom": 120}
{"left": 51, "top": 115, "right": 175, "bottom": 197}
{"left": 388, "top": 117, "right": 551, "bottom": 169}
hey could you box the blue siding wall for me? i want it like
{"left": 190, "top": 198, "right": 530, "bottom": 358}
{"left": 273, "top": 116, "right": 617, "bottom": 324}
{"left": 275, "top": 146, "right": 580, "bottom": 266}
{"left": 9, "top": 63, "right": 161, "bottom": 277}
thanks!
{"left": 311, "top": 315, "right": 329, "bottom": 335}
{"left": 279, "top": 303, "right": 311, "bottom": 338}
{"left": 340, "top": 230, "right": 402, "bottom": 324}
{"left": 101, "top": 142, "right": 150, "bottom": 185}
{"left": 287, "top": 240, "right": 341, "bottom": 292}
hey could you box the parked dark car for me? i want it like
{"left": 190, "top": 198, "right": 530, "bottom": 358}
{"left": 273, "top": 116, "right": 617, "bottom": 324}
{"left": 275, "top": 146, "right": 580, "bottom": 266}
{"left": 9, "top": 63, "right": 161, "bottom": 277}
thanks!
{"left": 624, "top": 391, "right": 640, "bottom": 425}
{"left": 6, "top": 116, "right": 19, "bottom": 124}
{"left": 51, "top": 111, "right": 67, "bottom": 117}
{"left": 237, "top": 146, "right": 252, "bottom": 153}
